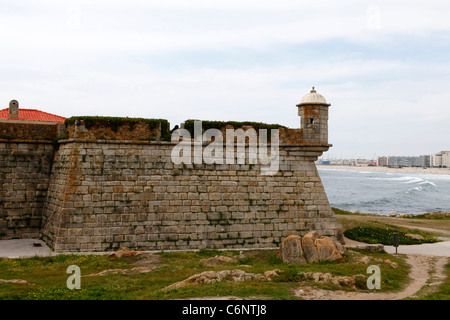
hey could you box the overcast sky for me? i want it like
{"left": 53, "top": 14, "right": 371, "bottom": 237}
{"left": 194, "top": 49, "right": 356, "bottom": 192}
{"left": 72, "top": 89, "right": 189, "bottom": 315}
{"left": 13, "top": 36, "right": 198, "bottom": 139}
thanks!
{"left": 1, "top": 1, "right": 449, "bottom": 158}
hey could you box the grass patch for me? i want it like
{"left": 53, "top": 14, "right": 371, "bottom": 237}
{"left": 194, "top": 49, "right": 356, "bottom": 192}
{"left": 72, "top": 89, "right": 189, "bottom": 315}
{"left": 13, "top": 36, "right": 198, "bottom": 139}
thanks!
{"left": 196, "top": 248, "right": 222, "bottom": 257}
{"left": 404, "top": 212, "right": 450, "bottom": 220}
{"left": 0, "top": 250, "right": 409, "bottom": 300}
{"left": 332, "top": 207, "right": 362, "bottom": 216}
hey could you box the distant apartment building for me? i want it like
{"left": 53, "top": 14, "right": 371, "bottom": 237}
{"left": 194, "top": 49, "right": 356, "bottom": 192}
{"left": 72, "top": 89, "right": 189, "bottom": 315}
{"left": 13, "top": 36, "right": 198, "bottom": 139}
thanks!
{"left": 419, "top": 155, "right": 431, "bottom": 167}
{"left": 388, "top": 156, "right": 418, "bottom": 167}
{"left": 430, "top": 151, "right": 450, "bottom": 167}
{"left": 444, "top": 153, "right": 450, "bottom": 168}
{"left": 377, "top": 156, "right": 388, "bottom": 166}
{"left": 431, "top": 153, "right": 442, "bottom": 167}
{"left": 377, "top": 155, "right": 430, "bottom": 167}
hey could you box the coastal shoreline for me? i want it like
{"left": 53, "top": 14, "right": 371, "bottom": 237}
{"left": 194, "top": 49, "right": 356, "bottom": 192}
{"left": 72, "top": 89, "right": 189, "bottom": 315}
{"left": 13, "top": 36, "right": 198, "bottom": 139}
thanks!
{"left": 317, "top": 164, "right": 450, "bottom": 175}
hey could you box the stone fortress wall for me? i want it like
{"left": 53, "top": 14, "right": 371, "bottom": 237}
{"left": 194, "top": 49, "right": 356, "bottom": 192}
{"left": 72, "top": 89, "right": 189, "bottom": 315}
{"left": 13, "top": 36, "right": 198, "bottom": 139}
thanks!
{"left": 0, "top": 141, "right": 54, "bottom": 239}
{"left": 0, "top": 88, "right": 343, "bottom": 252}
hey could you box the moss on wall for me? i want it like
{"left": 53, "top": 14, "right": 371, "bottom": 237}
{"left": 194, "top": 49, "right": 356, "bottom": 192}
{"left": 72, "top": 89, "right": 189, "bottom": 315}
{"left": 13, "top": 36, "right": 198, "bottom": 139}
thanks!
{"left": 183, "top": 119, "right": 286, "bottom": 136}
{"left": 65, "top": 116, "right": 171, "bottom": 141}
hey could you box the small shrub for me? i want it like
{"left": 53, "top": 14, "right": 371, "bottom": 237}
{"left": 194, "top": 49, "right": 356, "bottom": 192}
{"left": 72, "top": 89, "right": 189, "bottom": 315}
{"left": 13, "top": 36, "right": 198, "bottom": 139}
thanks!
{"left": 183, "top": 119, "right": 286, "bottom": 138}
{"left": 237, "top": 256, "right": 256, "bottom": 265}
{"left": 354, "top": 274, "right": 368, "bottom": 290}
{"left": 197, "top": 248, "right": 220, "bottom": 257}
{"left": 266, "top": 253, "right": 283, "bottom": 265}
{"left": 273, "top": 269, "right": 305, "bottom": 282}
{"left": 344, "top": 226, "right": 437, "bottom": 245}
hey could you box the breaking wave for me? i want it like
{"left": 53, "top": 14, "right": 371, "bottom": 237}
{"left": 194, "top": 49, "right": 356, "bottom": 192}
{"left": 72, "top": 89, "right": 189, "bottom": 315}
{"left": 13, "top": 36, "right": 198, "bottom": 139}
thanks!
{"left": 318, "top": 169, "right": 450, "bottom": 215}
{"left": 369, "top": 175, "right": 437, "bottom": 185}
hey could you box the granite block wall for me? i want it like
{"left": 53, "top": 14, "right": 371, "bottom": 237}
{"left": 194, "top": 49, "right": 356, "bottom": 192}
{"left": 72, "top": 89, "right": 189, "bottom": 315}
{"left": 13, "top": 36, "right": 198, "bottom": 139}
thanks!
{"left": 40, "top": 140, "right": 342, "bottom": 252}
{"left": 0, "top": 141, "right": 55, "bottom": 239}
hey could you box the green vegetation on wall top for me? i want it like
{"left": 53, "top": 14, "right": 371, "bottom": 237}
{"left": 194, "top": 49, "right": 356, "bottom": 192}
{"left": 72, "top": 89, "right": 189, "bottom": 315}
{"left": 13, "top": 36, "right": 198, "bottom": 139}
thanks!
{"left": 183, "top": 119, "right": 286, "bottom": 136}
{"left": 64, "top": 116, "right": 170, "bottom": 140}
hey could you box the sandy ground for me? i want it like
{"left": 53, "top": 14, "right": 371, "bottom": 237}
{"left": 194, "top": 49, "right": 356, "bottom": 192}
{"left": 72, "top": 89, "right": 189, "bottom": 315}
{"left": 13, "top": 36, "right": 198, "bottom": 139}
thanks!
{"left": 295, "top": 254, "right": 448, "bottom": 300}
{"left": 0, "top": 239, "right": 112, "bottom": 258}
{"left": 0, "top": 239, "right": 54, "bottom": 258}
{"left": 384, "top": 241, "right": 450, "bottom": 256}
{"left": 317, "top": 164, "right": 450, "bottom": 175}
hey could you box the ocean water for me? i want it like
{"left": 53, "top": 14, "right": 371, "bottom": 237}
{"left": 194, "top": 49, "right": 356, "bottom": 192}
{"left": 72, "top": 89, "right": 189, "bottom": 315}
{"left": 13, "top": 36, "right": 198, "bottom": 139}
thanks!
{"left": 317, "top": 168, "right": 450, "bottom": 215}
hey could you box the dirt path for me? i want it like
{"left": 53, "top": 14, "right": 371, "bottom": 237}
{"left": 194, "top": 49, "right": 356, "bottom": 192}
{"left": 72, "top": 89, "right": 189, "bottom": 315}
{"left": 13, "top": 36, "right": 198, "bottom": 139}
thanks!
{"left": 383, "top": 223, "right": 450, "bottom": 239}
{"left": 384, "top": 241, "right": 450, "bottom": 256}
{"left": 295, "top": 254, "right": 448, "bottom": 300}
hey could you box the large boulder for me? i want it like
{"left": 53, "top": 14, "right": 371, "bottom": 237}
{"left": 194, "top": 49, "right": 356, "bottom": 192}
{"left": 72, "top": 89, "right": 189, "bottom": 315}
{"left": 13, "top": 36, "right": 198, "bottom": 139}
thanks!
{"left": 302, "top": 231, "right": 320, "bottom": 263}
{"left": 280, "top": 235, "right": 306, "bottom": 264}
{"left": 315, "top": 236, "right": 342, "bottom": 262}
{"left": 162, "top": 269, "right": 271, "bottom": 291}
{"left": 389, "top": 211, "right": 398, "bottom": 217}
{"left": 280, "top": 233, "right": 344, "bottom": 264}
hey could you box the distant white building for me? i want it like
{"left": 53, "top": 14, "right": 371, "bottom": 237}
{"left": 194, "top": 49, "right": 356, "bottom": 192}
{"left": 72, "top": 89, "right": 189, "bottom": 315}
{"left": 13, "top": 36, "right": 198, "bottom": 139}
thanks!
{"left": 431, "top": 153, "right": 443, "bottom": 167}
{"left": 443, "top": 152, "right": 450, "bottom": 168}
{"left": 430, "top": 151, "right": 450, "bottom": 167}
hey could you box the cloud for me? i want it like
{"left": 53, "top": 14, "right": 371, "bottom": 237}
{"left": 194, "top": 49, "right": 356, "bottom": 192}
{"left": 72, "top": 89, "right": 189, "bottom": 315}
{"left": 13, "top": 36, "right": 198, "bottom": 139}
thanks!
{"left": 0, "top": 0, "right": 449, "bottom": 158}
{"left": 2, "top": 1, "right": 450, "bottom": 56}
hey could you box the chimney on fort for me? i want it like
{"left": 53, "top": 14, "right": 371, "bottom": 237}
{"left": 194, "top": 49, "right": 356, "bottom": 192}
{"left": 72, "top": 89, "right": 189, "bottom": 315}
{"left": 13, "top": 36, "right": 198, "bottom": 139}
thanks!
{"left": 296, "top": 87, "right": 331, "bottom": 144}
{"left": 9, "top": 100, "right": 19, "bottom": 119}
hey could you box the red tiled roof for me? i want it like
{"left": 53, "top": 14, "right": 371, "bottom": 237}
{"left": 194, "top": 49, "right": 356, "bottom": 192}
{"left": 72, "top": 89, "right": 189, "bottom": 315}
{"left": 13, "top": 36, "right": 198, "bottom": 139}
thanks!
{"left": 0, "top": 108, "right": 66, "bottom": 122}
